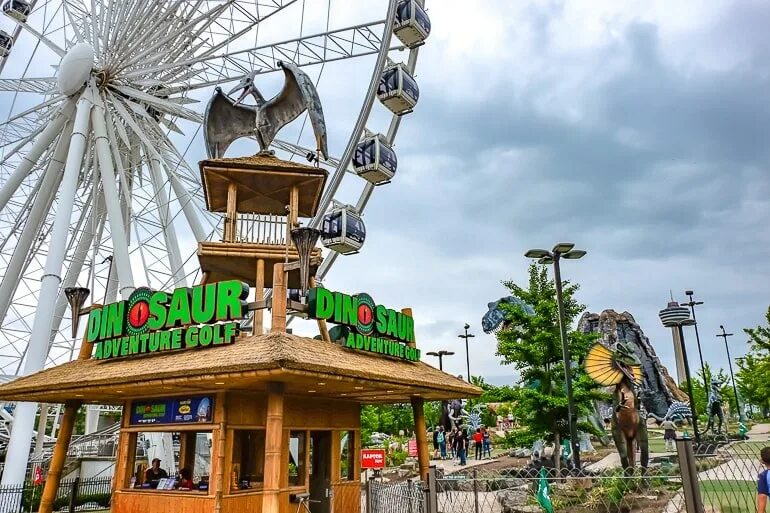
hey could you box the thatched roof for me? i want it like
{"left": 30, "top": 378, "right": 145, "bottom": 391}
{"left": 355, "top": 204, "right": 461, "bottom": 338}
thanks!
{"left": 0, "top": 332, "right": 480, "bottom": 404}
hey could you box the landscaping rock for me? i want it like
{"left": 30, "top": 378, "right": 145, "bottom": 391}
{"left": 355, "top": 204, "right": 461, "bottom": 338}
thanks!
{"left": 496, "top": 488, "right": 529, "bottom": 513}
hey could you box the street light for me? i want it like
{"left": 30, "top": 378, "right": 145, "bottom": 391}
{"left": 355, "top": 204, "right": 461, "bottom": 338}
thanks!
{"left": 716, "top": 325, "right": 744, "bottom": 422}
{"left": 680, "top": 291, "right": 708, "bottom": 390}
{"left": 457, "top": 324, "right": 474, "bottom": 382}
{"left": 524, "top": 242, "right": 585, "bottom": 470}
{"left": 659, "top": 301, "right": 700, "bottom": 443}
{"left": 426, "top": 350, "right": 455, "bottom": 371}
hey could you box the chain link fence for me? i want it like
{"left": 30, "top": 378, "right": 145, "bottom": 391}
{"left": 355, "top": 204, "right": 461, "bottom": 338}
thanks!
{"left": 694, "top": 439, "right": 765, "bottom": 513}
{"left": 367, "top": 478, "right": 426, "bottom": 513}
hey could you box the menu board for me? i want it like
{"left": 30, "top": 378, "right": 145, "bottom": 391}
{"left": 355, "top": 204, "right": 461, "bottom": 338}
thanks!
{"left": 130, "top": 396, "right": 214, "bottom": 425}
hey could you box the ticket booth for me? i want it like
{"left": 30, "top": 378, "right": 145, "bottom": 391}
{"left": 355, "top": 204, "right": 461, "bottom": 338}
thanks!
{"left": 0, "top": 289, "right": 480, "bottom": 513}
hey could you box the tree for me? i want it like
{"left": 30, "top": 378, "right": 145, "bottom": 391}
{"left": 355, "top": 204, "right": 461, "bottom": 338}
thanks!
{"left": 494, "top": 264, "right": 604, "bottom": 456}
{"left": 737, "top": 306, "right": 770, "bottom": 416}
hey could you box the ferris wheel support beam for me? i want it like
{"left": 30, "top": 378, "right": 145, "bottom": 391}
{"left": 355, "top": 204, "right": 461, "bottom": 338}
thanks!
{"left": 309, "top": 0, "right": 399, "bottom": 231}
{"left": 147, "top": 153, "right": 187, "bottom": 288}
{"left": 0, "top": 118, "right": 75, "bottom": 333}
{"left": 165, "top": 163, "right": 206, "bottom": 242}
{"left": 1, "top": 88, "right": 93, "bottom": 489}
{"left": 0, "top": 99, "right": 76, "bottom": 214}
{"left": 91, "top": 90, "right": 135, "bottom": 298}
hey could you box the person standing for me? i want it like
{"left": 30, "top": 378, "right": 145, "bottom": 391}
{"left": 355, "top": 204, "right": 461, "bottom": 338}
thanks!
{"left": 457, "top": 428, "right": 468, "bottom": 466}
{"left": 432, "top": 427, "right": 440, "bottom": 459}
{"left": 473, "top": 428, "right": 483, "bottom": 460}
{"left": 757, "top": 447, "right": 770, "bottom": 513}
{"left": 482, "top": 426, "right": 492, "bottom": 459}
{"left": 437, "top": 426, "right": 447, "bottom": 460}
{"left": 661, "top": 419, "right": 677, "bottom": 451}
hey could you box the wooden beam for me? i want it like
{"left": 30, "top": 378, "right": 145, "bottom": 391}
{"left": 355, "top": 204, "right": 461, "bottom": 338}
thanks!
{"left": 253, "top": 258, "right": 264, "bottom": 336}
{"left": 262, "top": 382, "right": 285, "bottom": 513}
{"left": 311, "top": 277, "right": 331, "bottom": 343}
{"left": 411, "top": 396, "right": 430, "bottom": 482}
{"left": 271, "top": 263, "right": 287, "bottom": 333}
{"left": 224, "top": 181, "right": 238, "bottom": 242}
{"left": 212, "top": 392, "right": 227, "bottom": 513}
{"left": 289, "top": 185, "right": 299, "bottom": 228}
{"left": 38, "top": 401, "right": 82, "bottom": 513}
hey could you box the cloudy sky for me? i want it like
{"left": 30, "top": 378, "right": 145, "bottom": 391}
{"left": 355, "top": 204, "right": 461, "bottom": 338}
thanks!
{"left": 290, "top": 0, "right": 770, "bottom": 385}
{"left": 0, "top": 0, "right": 767, "bottom": 385}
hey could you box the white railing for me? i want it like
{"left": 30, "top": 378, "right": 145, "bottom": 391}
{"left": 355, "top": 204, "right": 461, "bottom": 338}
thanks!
{"left": 232, "top": 213, "right": 288, "bottom": 245}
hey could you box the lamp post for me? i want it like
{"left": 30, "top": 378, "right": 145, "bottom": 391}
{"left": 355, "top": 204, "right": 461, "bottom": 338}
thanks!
{"left": 426, "top": 350, "right": 455, "bottom": 371}
{"left": 659, "top": 301, "right": 700, "bottom": 443}
{"left": 524, "top": 242, "right": 586, "bottom": 470}
{"left": 680, "top": 291, "right": 708, "bottom": 389}
{"left": 716, "top": 325, "right": 744, "bottom": 422}
{"left": 457, "top": 324, "right": 474, "bottom": 382}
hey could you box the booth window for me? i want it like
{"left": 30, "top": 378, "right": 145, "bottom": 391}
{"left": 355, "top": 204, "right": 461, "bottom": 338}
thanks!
{"left": 340, "top": 431, "right": 355, "bottom": 481}
{"left": 288, "top": 431, "right": 306, "bottom": 486}
{"left": 231, "top": 430, "right": 266, "bottom": 490}
{"left": 129, "top": 431, "right": 212, "bottom": 492}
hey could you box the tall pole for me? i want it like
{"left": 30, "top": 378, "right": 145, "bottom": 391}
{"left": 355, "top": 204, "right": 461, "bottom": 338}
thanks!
{"left": 682, "top": 291, "right": 708, "bottom": 389}
{"left": 676, "top": 325, "right": 701, "bottom": 444}
{"left": 426, "top": 351, "right": 454, "bottom": 371}
{"left": 552, "top": 255, "right": 581, "bottom": 469}
{"left": 717, "top": 326, "right": 743, "bottom": 422}
{"left": 457, "top": 325, "right": 474, "bottom": 382}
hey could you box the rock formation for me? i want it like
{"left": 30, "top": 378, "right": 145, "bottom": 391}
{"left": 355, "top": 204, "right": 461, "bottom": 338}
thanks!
{"left": 578, "top": 310, "right": 688, "bottom": 418}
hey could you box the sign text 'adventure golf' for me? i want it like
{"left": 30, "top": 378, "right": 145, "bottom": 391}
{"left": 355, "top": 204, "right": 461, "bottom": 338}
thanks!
{"left": 307, "top": 288, "right": 420, "bottom": 362}
{"left": 87, "top": 280, "right": 249, "bottom": 360}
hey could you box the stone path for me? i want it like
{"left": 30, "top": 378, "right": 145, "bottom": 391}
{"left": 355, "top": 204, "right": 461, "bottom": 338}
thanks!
{"left": 430, "top": 456, "right": 496, "bottom": 474}
{"left": 747, "top": 422, "right": 770, "bottom": 441}
{"left": 584, "top": 451, "right": 670, "bottom": 472}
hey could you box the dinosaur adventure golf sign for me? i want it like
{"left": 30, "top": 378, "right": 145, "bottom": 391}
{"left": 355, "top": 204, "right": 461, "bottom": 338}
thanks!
{"left": 87, "top": 280, "right": 249, "bottom": 361}
{"left": 307, "top": 287, "right": 421, "bottom": 362}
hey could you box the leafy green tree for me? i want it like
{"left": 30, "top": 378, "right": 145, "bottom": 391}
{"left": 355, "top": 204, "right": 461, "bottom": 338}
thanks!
{"left": 737, "top": 307, "right": 770, "bottom": 416}
{"left": 360, "top": 404, "right": 415, "bottom": 444}
{"left": 494, "top": 264, "right": 604, "bottom": 454}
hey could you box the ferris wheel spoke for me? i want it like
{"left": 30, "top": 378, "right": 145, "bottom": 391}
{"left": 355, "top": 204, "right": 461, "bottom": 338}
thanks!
{"left": 10, "top": 18, "right": 66, "bottom": 58}
{"left": 0, "top": 99, "right": 75, "bottom": 214}
{"left": 108, "top": 84, "right": 202, "bottom": 123}
{"left": 0, "top": 78, "right": 57, "bottom": 94}
{"left": 0, "top": 117, "right": 74, "bottom": 331}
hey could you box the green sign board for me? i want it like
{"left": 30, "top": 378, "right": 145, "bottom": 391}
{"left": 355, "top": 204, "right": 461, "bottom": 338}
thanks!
{"left": 307, "top": 288, "right": 420, "bottom": 362}
{"left": 87, "top": 280, "right": 249, "bottom": 360}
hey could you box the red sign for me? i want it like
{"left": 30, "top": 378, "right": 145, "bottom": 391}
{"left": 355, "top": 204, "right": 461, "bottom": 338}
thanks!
{"left": 361, "top": 449, "right": 386, "bottom": 469}
{"left": 33, "top": 467, "right": 43, "bottom": 486}
{"left": 407, "top": 439, "right": 417, "bottom": 457}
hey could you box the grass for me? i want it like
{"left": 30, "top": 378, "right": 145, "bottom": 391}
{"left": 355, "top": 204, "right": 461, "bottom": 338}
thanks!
{"left": 700, "top": 480, "right": 756, "bottom": 513}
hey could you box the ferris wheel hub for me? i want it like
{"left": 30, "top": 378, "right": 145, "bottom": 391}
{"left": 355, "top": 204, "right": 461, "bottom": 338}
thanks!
{"left": 57, "top": 42, "right": 95, "bottom": 96}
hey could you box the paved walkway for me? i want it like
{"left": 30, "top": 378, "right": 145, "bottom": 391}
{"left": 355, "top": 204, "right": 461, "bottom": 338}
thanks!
{"left": 585, "top": 451, "right": 671, "bottom": 471}
{"left": 747, "top": 422, "right": 770, "bottom": 441}
{"left": 429, "top": 457, "right": 496, "bottom": 474}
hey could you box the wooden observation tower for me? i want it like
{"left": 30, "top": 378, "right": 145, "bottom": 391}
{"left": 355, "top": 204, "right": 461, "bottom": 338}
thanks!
{"left": 197, "top": 153, "right": 327, "bottom": 335}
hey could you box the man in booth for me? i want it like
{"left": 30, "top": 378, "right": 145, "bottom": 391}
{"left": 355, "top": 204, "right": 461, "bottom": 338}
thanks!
{"left": 145, "top": 458, "right": 169, "bottom": 488}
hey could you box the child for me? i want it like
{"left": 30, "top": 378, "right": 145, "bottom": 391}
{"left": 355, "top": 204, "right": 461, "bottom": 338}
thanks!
{"left": 661, "top": 418, "right": 677, "bottom": 451}
{"left": 758, "top": 447, "right": 770, "bottom": 513}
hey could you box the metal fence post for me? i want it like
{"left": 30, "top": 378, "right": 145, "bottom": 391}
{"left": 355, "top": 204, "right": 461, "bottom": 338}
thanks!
{"left": 473, "top": 468, "right": 479, "bottom": 513}
{"left": 676, "top": 438, "right": 705, "bottom": 513}
{"left": 366, "top": 477, "right": 373, "bottom": 513}
{"left": 67, "top": 477, "right": 80, "bottom": 513}
{"left": 426, "top": 465, "right": 437, "bottom": 513}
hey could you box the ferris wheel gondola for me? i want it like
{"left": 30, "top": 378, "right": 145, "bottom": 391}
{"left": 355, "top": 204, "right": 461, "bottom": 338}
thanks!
{"left": 377, "top": 61, "right": 419, "bottom": 115}
{"left": 353, "top": 132, "right": 397, "bottom": 185}
{"left": 0, "top": 30, "right": 12, "bottom": 57}
{"left": 394, "top": 0, "right": 431, "bottom": 48}
{"left": 2, "top": 0, "right": 30, "bottom": 22}
{"left": 321, "top": 205, "right": 366, "bottom": 255}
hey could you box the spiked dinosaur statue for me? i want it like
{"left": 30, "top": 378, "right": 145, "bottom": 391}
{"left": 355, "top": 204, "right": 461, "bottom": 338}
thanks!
{"left": 203, "top": 60, "right": 329, "bottom": 160}
{"left": 585, "top": 341, "right": 649, "bottom": 472}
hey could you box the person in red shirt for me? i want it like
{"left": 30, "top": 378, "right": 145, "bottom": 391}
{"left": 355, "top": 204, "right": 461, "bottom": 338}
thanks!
{"left": 177, "top": 467, "right": 194, "bottom": 490}
{"left": 473, "top": 428, "right": 483, "bottom": 460}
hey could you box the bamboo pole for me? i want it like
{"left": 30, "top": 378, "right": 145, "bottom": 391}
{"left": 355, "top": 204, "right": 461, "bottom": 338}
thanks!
{"left": 262, "top": 382, "right": 285, "bottom": 513}
{"left": 224, "top": 182, "right": 238, "bottom": 242}
{"left": 212, "top": 393, "right": 227, "bottom": 513}
{"left": 411, "top": 396, "right": 430, "bottom": 482}
{"left": 271, "top": 263, "right": 287, "bottom": 333}
{"left": 401, "top": 308, "right": 415, "bottom": 348}
{"left": 253, "top": 258, "right": 264, "bottom": 335}
{"left": 289, "top": 185, "right": 299, "bottom": 229}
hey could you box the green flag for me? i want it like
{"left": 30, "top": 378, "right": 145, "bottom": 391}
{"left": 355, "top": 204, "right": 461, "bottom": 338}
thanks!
{"left": 537, "top": 467, "right": 554, "bottom": 513}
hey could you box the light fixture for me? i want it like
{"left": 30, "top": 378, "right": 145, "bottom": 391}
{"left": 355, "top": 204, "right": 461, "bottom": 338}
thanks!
{"left": 354, "top": 386, "right": 364, "bottom": 390}
{"left": 116, "top": 390, "right": 124, "bottom": 394}
{"left": 563, "top": 250, "right": 587, "bottom": 260}
{"left": 65, "top": 286, "right": 90, "bottom": 338}
{"left": 524, "top": 248, "right": 550, "bottom": 259}
{"left": 386, "top": 390, "right": 394, "bottom": 393}
{"left": 290, "top": 227, "right": 321, "bottom": 298}
{"left": 552, "top": 242, "right": 575, "bottom": 254}
{"left": 308, "top": 390, "right": 316, "bottom": 393}
{"left": 215, "top": 382, "right": 225, "bottom": 385}
{"left": 317, "top": 382, "right": 326, "bottom": 386}
{"left": 538, "top": 256, "right": 554, "bottom": 265}
{"left": 75, "top": 394, "right": 84, "bottom": 397}
{"left": 341, "top": 393, "right": 348, "bottom": 396}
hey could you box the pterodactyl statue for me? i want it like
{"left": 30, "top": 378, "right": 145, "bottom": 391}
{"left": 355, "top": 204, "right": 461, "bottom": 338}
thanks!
{"left": 203, "top": 60, "right": 328, "bottom": 160}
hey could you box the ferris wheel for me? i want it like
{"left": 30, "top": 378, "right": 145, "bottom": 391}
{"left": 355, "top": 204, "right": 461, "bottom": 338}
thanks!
{"left": 0, "top": 0, "right": 431, "bottom": 482}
